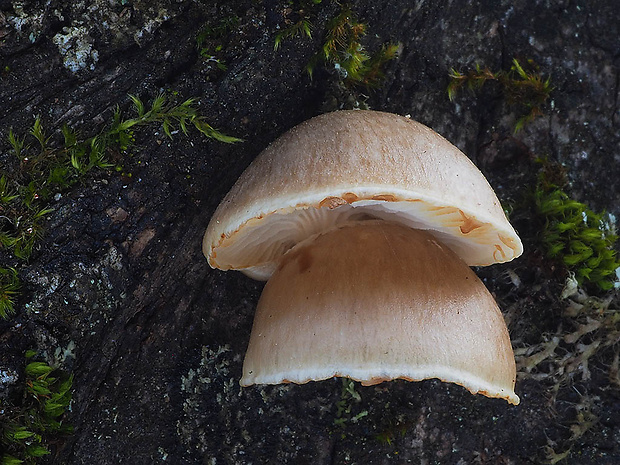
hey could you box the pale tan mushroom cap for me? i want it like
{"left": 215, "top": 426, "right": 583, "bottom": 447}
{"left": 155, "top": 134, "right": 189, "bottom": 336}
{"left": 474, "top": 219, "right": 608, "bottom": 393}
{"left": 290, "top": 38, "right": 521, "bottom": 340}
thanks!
{"left": 204, "top": 110, "right": 523, "bottom": 280}
{"left": 241, "top": 221, "right": 520, "bottom": 405}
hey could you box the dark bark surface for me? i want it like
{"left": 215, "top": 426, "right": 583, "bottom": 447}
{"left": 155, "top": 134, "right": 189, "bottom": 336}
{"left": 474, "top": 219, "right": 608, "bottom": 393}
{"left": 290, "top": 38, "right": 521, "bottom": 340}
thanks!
{"left": 1, "top": 1, "right": 619, "bottom": 464}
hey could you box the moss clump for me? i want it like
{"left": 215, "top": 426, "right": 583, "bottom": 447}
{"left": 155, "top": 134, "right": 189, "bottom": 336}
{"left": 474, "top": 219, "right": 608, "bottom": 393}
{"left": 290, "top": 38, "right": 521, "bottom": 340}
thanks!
{"left": 307, "top": 5, "right": 398, "bottom": 89}
{"left": 0, "top": 352, "right": 73, "bottom": 464}
{"left": 448, "top": 58, "right": 552, "bottom": 132}
{"left": 534, "top": 180, "right": 619, "bottom": 292}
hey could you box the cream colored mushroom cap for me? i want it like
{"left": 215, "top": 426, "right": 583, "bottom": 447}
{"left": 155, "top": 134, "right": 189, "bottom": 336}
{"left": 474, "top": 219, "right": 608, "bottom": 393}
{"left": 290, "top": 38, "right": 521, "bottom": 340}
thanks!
{"left": 241, "top": 221, "right": 519, "bottom": 405}
{"left": 204, "top": 110, "right": 523, "bottom": 280}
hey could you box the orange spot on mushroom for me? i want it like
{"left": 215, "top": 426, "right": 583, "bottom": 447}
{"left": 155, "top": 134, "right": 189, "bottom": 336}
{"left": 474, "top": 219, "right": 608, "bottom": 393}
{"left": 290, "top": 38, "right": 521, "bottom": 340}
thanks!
{"left": 427, "top": 205, "right": 448, "bottom": 212}
{"left": 319, "top": 196, "right": 348, "bottom": 209}
{"left": 458, "top": 210, "right": 485, "bottom": 234}
{"left": 360, "top": 377, "right": 390, "bottom": 386}
{"left": 342, "top": 192, "right": 359, "bottom": 203}
{"left": 426, "top": 205, "right": 461, "bottom": 218}
{"left": 372, "top": 194, "right": 397, "bottom": 202}
{"left": 493, "top": 245, "right": 507, "bottom": 261}
{"left": 498, "top": 234, "right": 519, "bottom": 253}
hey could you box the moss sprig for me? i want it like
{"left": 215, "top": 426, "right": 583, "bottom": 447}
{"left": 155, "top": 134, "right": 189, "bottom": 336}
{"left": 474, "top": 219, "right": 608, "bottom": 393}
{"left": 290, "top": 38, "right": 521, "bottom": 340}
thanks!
{"left": 0, "top": 352, "right": 73, "bottom": 464}
{"left": 275, "top": 19, "right": 313, "bottom": 51}
{"left": 119, "top": 94, "right": 243, "bottom": 144}
{"left": 333, "top": 378, "right": 368, "bottom": 430}
{"left": 448, "top": 58, "right": 552, "bottom": 132}
{"left": 306, "top": 5, "right": 398, "bottom": 89}
{"left": 0, "top": 267, "right": 20, "bottom": 319}
{"left": 0, "top": 168, "right": 52, "bottom": 261}
{"left": 273, "top": 0, "right": 322, "bottom": 51}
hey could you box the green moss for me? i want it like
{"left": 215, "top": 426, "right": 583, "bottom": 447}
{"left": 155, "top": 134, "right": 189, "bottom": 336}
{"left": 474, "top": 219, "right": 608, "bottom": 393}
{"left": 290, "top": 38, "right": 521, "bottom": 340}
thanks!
{"left": 0, "top": 267, "right": 20, "bottom": 319}
{"left": 275, "top": 18, "right": 314, "bottom": 51}
{"left": 515, "top": 161, "right": 619, "bottom": 464}
{"left": 273, "top": 0, "right": 322, "bottom": 51}
{"left": 334, "top": 379, "right": 368, "bottom": 430}
{"left": 448, "top": 58, "right": 552, "bottom": 132}
{"left": 307, "top": 5, "right": 398, "bottom": 89}
{"left": 0, "top": 352, "right": 73, "bottom": 464}
{"left": 534, "top": 173, "right": 619, "bottom": 291}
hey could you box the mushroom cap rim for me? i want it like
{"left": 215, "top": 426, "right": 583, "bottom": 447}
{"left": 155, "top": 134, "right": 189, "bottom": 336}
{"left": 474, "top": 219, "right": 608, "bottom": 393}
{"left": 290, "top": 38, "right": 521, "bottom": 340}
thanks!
{"left": 205, "top": 186, "right": 523, "bottom": 272}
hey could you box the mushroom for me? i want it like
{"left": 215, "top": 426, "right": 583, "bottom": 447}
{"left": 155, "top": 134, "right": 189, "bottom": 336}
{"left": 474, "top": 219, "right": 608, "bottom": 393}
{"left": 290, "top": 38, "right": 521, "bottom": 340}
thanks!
{"left": 203, "top": 110, "right": 523, "bottom": 405}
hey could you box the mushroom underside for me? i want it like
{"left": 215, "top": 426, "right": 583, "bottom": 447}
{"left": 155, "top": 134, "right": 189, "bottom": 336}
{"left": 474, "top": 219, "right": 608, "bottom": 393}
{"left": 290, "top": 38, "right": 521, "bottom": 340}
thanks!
{"left": 241, "top": 220, "right": 519, "bottom": 405}
{"left": 209, "top": 196, "right": 521, "bottom": 281}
